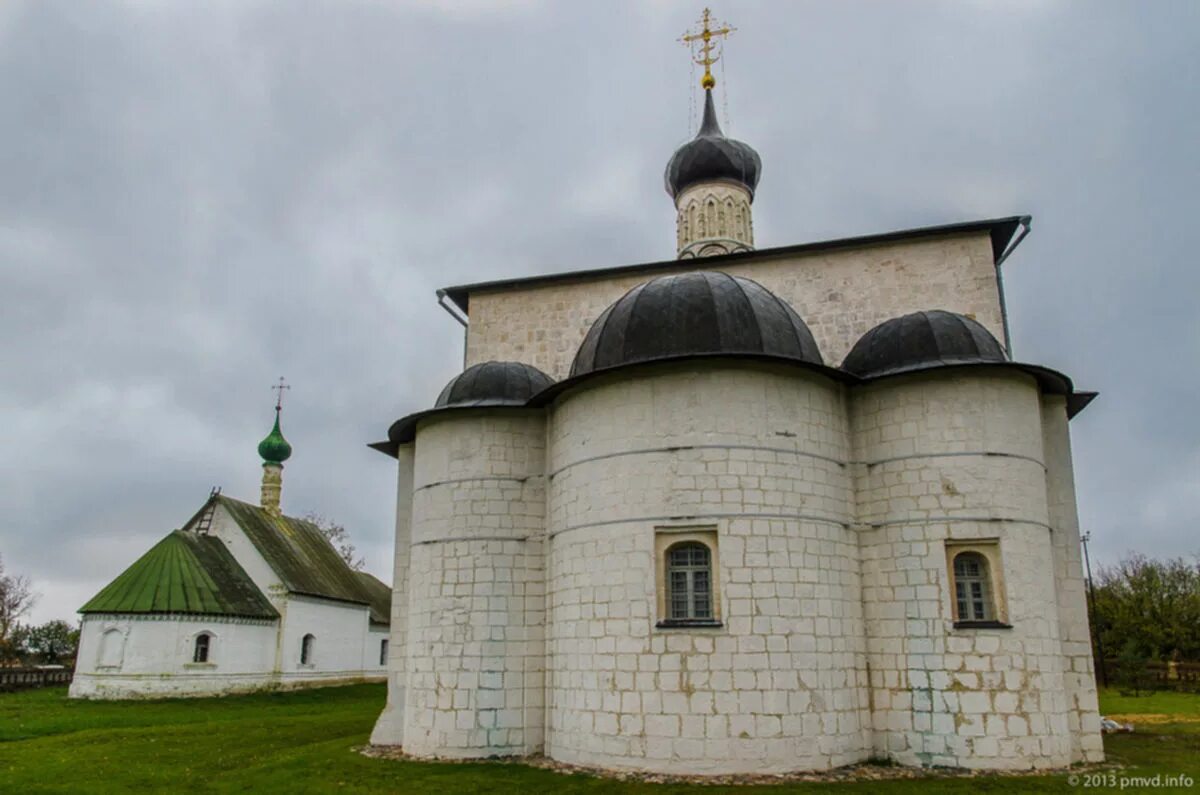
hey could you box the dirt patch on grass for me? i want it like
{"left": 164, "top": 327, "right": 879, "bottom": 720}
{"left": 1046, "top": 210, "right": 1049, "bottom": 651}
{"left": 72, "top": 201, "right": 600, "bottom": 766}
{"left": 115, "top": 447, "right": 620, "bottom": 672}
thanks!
{"left": 1108, "top": 713, "right": 1200, "bottom": 725}
{"left": 359, "top": 745, "right": 1113, "bottom": 786}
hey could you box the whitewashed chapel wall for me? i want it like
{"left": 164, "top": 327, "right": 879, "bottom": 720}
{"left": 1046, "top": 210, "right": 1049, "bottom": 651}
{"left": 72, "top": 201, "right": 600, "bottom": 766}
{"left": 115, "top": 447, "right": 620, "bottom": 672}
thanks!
{"left": 401, "top": 411, "right": 546, "bottom": 758}
{"left": 545, "top": 365, "right": 870, "bottom": 774}
{"left": 279, "top": 595, "right": 382, "bottom": 683}
{"left": 208, "top": 504, "right": 388, "bottom": 686}
{"left": 207, "top": 506, "right": 287, "bottom": 609}
{"left": 851, "top": 369, "right": 1076, "bottom": 769}
{"left": 463, "top": 231, "right": 1001, "bottom": 379}
{"left": 70, "top": 615, "right": 277, "bottom": 698}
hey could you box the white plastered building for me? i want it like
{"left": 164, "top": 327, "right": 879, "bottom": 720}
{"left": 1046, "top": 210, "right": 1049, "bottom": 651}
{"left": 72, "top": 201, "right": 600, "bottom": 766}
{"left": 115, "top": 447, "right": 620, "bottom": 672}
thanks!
{"left": 71, "top": 412, "right": 391, "bottom": 699}
{"left": 367, "top": 81, "right": 1105, "bottom": 774}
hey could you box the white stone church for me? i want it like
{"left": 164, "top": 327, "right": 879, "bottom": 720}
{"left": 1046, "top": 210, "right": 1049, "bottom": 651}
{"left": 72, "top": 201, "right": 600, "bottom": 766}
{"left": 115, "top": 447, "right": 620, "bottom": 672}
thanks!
{"left": 71, "top": 409, "right": 391, "bottom": 699}
{"left": 366, "top": 47, "right": 1105, "bottom": 774}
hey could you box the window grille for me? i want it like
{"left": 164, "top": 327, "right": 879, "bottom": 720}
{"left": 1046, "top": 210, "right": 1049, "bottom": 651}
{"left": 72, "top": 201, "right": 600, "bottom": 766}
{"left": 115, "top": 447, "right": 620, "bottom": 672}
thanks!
{"left": 953, "top": 552, "right": 993, "bottom": 621}
{"left": 667, "top": 542, "right": 713, "bottom": 620}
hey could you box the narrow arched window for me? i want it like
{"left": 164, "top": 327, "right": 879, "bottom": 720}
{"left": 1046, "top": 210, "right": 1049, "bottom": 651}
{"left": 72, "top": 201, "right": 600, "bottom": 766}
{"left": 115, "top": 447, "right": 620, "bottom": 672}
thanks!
{"left": 193, "top": 633, "right": 211, "bottom": 663}
{"left": 667, "top": 542, "right": 713, "bottom": 620}
{"left": 953, "top": 552, "right": 993, "bottom": 621}
{"left": 300, "top": 633, "right": 315, "bottom": 665}
{"left": 379, "top": 639, "right": 389, "bottom": 666}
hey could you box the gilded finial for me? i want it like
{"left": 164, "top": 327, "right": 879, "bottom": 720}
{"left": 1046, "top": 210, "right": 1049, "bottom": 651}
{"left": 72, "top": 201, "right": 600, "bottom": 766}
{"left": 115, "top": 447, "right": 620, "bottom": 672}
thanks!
{"left": 681, "top": 7, "right": 735, "bottom": 91}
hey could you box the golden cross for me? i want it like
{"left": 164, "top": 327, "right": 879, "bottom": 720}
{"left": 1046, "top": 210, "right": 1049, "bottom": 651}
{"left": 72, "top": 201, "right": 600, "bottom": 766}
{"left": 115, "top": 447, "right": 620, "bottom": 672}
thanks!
{"left": 680, "top": 8, "right": 735, "bottom": 90}
{"left": 271, "top": 376, "right": 290, "bottom": 411}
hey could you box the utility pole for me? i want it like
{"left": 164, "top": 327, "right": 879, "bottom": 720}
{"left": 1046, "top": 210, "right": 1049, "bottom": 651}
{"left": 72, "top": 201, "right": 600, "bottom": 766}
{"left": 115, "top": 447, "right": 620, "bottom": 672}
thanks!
{"left": 1081, "top": 531, "right": 1107, "bottom": 688}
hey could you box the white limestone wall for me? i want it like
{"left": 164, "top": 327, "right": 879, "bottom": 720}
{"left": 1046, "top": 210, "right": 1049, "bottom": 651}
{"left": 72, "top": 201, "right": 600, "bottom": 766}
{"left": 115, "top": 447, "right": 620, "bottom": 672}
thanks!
{"left": 545, "top": 363, "right": 869, "bottom": 774}
{"left": 464, "top": 231, "right": 1002, "bottom": 379}
{"left": 852, "top": 369, "right": 1072, "bottom": 769}
{"left": 372, "top": 444, "right": 415, "bottom": 745}
{"left": 402, "top": 410, "right": 546, "bottom": 758}
{"left": 1041, "top": 395, "right": 1105, "bottom": 763}
{"left": 70, "top": 614, "right": 277, "bottom": 698}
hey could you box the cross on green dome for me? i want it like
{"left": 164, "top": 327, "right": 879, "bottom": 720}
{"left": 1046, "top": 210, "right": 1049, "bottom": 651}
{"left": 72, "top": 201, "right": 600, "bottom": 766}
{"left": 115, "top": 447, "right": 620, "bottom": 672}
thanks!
{"left": 258, "top": 408, "right": 292, "bottom": 464}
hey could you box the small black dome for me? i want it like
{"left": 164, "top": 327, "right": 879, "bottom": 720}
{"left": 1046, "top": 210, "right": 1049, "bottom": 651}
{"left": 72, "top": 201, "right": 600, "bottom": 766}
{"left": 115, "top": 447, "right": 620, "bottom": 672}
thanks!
{"left": 435, "top": 361, "right": 554, "bottom": 408}
{"left": 665, "top": 90, "right": 762, "bottom": 200}
{"left": 842, "top": 310, "right": 1007, "bottom": 378}
{"left": 571, "top": 271, "right": 822, "bottom": 377}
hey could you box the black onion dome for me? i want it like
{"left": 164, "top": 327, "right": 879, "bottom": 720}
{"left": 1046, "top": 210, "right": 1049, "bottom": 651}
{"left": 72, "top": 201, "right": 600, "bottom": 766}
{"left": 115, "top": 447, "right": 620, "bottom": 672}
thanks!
{"left": 842, "top": 310, "right": 1007, "bottom": 378}
{"left": 665, "top": 90, "right": 762, "bottom": 200}
{"left": 434, "top": 361, "right": 554, "bottom": 408}
{"left": 570, "top": 271, "right": 823, "bottom": 377}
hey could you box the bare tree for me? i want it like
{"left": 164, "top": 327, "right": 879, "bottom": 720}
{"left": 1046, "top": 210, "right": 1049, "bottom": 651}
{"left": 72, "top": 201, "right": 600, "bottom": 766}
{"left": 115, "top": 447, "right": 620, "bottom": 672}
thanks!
{"left": 303, "top": 513, "right": 365, "bottom": 571}
{"left": 0, "top": 556, "right": 38, "bottom": 662}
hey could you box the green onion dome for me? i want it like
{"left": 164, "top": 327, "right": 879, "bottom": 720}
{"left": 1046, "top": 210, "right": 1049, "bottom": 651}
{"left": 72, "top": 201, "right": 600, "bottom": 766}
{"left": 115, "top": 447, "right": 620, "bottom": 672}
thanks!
{"left": 257, "top": 410, "right": 292, "bottom": 465}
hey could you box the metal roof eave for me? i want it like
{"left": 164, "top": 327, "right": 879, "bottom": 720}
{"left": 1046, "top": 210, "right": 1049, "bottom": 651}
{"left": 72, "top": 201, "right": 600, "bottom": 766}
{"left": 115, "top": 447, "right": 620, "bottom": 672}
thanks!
{"left": 370, "top": 355, "right": 1096, "bottom": 459}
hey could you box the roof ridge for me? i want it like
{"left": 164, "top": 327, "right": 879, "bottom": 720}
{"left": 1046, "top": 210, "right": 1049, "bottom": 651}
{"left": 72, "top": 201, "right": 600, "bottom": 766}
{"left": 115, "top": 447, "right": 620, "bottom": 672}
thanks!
{"left": 216, "top": 493, "right": 310, "bottom": 526}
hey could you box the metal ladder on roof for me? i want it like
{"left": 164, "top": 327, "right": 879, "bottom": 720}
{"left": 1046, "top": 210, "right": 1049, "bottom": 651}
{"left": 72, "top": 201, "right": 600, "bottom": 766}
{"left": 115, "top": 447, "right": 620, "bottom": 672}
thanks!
{"left": 193, "top": 487, "right": 221, "bottom": 534}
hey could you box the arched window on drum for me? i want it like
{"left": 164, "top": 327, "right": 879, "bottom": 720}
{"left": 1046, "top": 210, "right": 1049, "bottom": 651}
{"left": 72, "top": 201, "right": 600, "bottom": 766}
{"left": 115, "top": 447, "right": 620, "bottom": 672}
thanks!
{"left": 953, "top": 552, "right": 994, "bottom": 621}
{"left": 656, "top": 531, "right": 722, "bottom": 628}
{"left": 945, "top": 542, "right": 1010, "bottom": 628}
{"left": 668, "top": 542, "right": 712, "bottom": 620}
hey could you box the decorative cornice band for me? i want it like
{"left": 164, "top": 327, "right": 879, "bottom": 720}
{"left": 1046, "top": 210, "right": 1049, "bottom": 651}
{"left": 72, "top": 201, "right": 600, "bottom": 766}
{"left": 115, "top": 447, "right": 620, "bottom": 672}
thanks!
{"left": 549, "top": 511, "right": 848, "bottom": 539}
{"left": 413, "top": 474, "right": 543, "bottom": 495}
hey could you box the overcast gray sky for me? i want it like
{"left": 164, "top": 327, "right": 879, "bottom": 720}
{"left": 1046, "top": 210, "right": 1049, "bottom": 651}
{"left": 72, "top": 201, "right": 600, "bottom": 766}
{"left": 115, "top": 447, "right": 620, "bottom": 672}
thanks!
{"left": 2, "top": 0, "right": 1197, "bottom": 624}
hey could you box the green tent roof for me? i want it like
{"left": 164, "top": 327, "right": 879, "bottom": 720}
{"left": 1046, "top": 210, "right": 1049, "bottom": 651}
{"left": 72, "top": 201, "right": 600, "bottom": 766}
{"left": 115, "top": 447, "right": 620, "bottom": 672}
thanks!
{"left": 215, "top": 496, "right": 390, "bottom": 624}
{"left": 80, "top": 530, "right": 278, "bottom": 619}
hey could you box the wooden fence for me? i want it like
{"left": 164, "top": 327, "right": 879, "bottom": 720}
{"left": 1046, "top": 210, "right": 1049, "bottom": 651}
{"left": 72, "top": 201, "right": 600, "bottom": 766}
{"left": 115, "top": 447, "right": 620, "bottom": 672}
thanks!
{"left": 0, "top": 667, "right": 74, "bottom": 692}
{"left": 1102, "top": 660, "right": 1200, "bottom": 693}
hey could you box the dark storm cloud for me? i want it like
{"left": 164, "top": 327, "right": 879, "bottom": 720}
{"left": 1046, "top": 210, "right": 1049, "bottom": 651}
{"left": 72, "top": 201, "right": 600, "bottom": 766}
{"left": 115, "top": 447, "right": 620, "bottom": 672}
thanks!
{"left": 1, "top": 0, "right": 1196, "bottom": 622}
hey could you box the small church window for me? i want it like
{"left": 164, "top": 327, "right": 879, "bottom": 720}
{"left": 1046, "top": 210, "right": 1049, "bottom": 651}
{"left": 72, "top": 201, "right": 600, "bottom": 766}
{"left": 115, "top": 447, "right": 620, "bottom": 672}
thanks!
{"left": 301, "top": 633, "right": 315, "bottom": 665}
{"left": 379, "top": 639, "right": 388, "bottom": 666}
{"left": 953, "top": 552, "right": 993, "bottom": 621}
{"left": 667, "top": 542, "right": 713, "bottom": 620}
{"left": 193, "top": 633, "right": 212, "bottom": 663}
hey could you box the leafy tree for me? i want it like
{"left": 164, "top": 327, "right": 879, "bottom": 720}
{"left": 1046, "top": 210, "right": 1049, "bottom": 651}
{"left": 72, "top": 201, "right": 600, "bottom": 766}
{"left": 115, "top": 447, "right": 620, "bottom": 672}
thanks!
{"left": 0, "top": 555, "right": 37, "bottom": 663}
{"left": 23, "top": 620, "right": 80, "bottom": 665}
{"left": 1113, "top": 639, "right": 1151, "bottom": 696}
{"left": 1092, "top": 553, "right": 1200, "bottom": 662}
{"left": 303, "top": 513, "right": 365, "bottom": 571}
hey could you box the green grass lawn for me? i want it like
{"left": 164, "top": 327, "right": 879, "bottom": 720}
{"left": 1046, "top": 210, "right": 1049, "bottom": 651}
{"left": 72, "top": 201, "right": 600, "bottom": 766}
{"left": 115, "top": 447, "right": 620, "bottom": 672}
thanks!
{"left": 0, "top": 684, "right": 1197, "bottom": 794}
